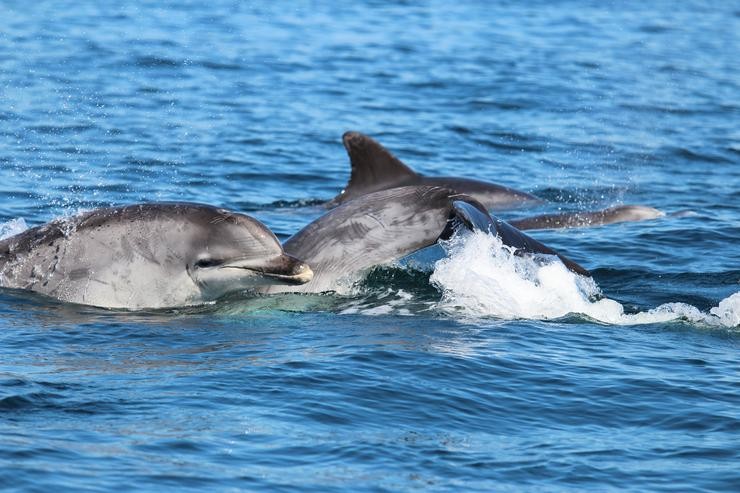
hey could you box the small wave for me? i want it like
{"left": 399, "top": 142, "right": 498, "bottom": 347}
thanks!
{"left": 28, "top": 123, "right": 95, "bottom": 135}
{"left": 669, "top": 147, "right": 733, "bottom": 164}
{"left": 470, "top": 134, "right": 546, "bottom": 153}
{"left": 133, "top": 55, "right": 182, "bottom": 68}
{"left": 0, "top": 218, "right": 28, "bottom": 240}
{"left": 0, "top": 394, "right": 37, "bottom": 410}
{"left": 430, "top": 230, "right": 740, "bottom": 328}
{"left": 198, "top": 60, "right": 243, "bottom": 71}
{"left": 258, "top": 198, "right": 327, "bottom": 210}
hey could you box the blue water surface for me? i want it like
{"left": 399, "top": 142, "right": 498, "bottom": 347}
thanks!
{"left": 1, "top": 1, "right": 739, "bottom": 491}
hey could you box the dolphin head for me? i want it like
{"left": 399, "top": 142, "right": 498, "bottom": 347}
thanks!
{"left": 186, "top": 210, "right": 313, "bottom": 299}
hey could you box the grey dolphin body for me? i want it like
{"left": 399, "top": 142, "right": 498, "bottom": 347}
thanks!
{"left": 0, "top": 203, "right": 312, "bottom": 309}
{"left": 509, "top": 205, "right": 664, "bottom": 231}
{"left": 329, "top": 131, "right": 539, "bottom": 209}
{"left": 330, "top": 132, "right": 663, "bottom": 229}
{"left": 271, "top": 186, "right": 588, "bottom": 294}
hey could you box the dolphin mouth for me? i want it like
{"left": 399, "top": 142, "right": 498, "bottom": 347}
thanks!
{"left": 250, "top": 265, "right": 314, "bottom": 285}
{"left": 221, "top": 256, "right": 314, "bottom": 285}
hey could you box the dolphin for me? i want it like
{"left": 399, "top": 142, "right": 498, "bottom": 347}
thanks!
{"left": 270, "top": 186, "right": 588, "bottom": 294}
{"left": 508, "top": 205, "right": 665, "bottom": 231}
{"left": 0, "top": 203, "right": 313, "bottom": 310}
{"left": 329, "top": 131, "right": 540, "bottom": 209}
{"left": 329, "top": 131, "right": 664, "bottom": 229}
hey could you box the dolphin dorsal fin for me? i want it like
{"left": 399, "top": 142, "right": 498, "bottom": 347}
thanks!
{"left": 329, "top": 131, "right": 419, "bottom": 206}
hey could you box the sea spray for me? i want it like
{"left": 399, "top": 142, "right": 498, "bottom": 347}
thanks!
{"left": 709, "top": 292, "right": 740, "bottom": 327}
{"left": 430, "top": 230, "right": 740, "bottom": 328}
{"left": 0, "top": 218, "right": 28, "bottom": 240}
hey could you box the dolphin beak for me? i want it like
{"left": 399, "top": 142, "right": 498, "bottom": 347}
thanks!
{"left": 222, "top": 254, "right": 314, "bottom": 285}
{"left": 261, "top": 256, "right": 314, "bottom": 285}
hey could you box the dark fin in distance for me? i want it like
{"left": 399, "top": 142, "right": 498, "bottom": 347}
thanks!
{"left": 328, "top": 131, "right": 420, "bottom": 207}
{"left": 449, "top": 200, "right": 591, "bottom": 277}
{"left": 508, "top": 205, "right": 664, "bottom": 231}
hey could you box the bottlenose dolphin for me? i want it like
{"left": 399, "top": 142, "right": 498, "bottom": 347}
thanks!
{"left": 329, "top": 131, "right": 539, "bottom": 208}
{"left": 0, "top": 203, "right": 312, "bottom": 310}
{"left": 330, "top": 131, "right": 663, "bottom": 229}
{"left": 270, "top": 186, "right": 588, "bottom": 294}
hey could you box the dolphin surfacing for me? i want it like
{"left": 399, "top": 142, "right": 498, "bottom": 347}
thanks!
{"left": 329, "top": 131, "right": 664, "bottom": 230}
{"left": 0, "top": 203, "right": 312, "bottom": 310}
{"left": 329, "top": 131, "right": 540, "bottom": 209}
{"left": 272, "top": 186, "right": 588, "bottom": 294}
{"left": 508, "top": 205, "right": 665, "bottom": 231}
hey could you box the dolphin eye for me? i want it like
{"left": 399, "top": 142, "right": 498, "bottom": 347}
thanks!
{"left": 195, "top": 258, "right": 222, "bottom": 268}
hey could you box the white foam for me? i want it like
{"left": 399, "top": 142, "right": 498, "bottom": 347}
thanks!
{"left": 430, "top": 230, "right": 740, "bottom": 328}
{"left": 0, "top": 218, "right": 28, "bottom": 240}
{"left": 709, "top": 292, "right": 740, "bottom": 327}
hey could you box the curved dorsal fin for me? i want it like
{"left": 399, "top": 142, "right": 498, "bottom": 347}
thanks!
{"left": 329, "top": 131, "right": 419, "bottom": 206}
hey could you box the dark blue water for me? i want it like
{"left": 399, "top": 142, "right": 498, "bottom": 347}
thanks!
{"left": 1, "top": 1, "right": 739, "bottom": 491}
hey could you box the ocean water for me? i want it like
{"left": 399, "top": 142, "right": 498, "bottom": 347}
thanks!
{"left": 1, "top": 1, "right": 739, "bottom": 491}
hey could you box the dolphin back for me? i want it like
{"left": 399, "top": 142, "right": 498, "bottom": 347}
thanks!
{"left": 330, "top": 131, "right": 539, "bottom": 209}
{"left": 280, "top": 185, "right": 588, "bottom": 293}
{"left": 509, "top": 205, "right": 664, "bottom": 231}
{"left": 328, "top": 131, "right": 420, "bottom": 206}
{"left": 283, "top": 186, "right": 470, "bottom": 292}
{"left": 450, "top": 200, "right": 589, "bottom": 276}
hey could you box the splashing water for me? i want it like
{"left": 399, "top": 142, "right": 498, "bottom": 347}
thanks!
{"left": 430, "top": 230, "right": 740, "bottom": 328}
{"left": 0, "top": 218, "right": 28, "bottom": 240}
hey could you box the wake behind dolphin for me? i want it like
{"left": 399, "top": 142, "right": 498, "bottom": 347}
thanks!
{"left": 430, "top": 228, "right": 740, "bottom": 328}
